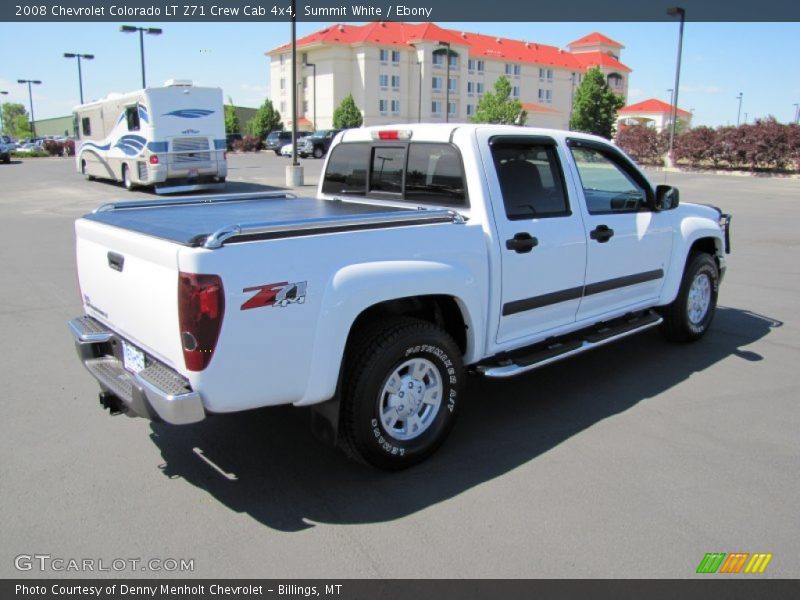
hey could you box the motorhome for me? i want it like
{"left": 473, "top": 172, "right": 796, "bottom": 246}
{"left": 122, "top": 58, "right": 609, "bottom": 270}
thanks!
{"left": 74, "top": 80, "right": 227, "bottom": 194}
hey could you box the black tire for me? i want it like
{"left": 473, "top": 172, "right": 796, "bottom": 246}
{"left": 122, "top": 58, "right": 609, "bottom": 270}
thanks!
{"left": 660, "top": 252, "right": 719, "bottom": 342}
{"left": 273, "top": 150, "right": 281, "bottom": 156}
{"left": 312, "top": 146, "right": 324, "bottom": 159}
{"left": 122, "top": 164, "right": 134, "bottom": 191}
{"left": 341, "top": 317, "right": 463, "bottom": 470}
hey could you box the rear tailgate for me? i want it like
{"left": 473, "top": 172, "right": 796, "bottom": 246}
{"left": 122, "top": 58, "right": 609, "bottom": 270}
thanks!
{"left": 75, "top": 217, "right": 184, "bottom": 372}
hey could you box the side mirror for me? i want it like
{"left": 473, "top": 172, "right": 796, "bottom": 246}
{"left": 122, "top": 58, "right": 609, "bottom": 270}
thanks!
{"left": 654, "top": 185, "right": 680, "bottom": 211}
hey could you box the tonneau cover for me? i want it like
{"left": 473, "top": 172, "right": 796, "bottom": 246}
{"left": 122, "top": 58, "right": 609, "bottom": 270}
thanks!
{"left": 83, "top": 196, "right": 407, "bottom": 247}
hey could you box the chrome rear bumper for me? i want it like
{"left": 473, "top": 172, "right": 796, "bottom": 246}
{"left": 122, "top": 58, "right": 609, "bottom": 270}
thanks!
{"left": 68, "top": 316, "right": 206, "bottom": 425}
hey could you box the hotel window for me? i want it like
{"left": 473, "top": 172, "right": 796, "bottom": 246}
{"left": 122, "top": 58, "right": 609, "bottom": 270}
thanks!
{"left": 467, "top": 81, "right": 474, "bottom": 95}
{"left": 512, "top": 86, "right": 520, "bottom": 98}
{"left": 302, "top": 76, "right": 307, "bottom": 90}
{"left": 391, "top": 100, "right": 400, "bottom": 114}
{"left": 477, "top": 60, "right": 485, "bottom": 72}
{"left": 379, "top": 49, "right": 389, "bottom": 62}
{"left": 379, "top": 74, "right": 389, "bottom": 88}
{"left": 539, "top": 67, "right": 545, "bottom": 81}
{"left": 280, "top": 54, "right": 285, "bottom": 65}
{"left": 546, "top": 90, "right": 552, "bottom": 103}
{"left": 280, "top": 101, "right": 286, "bottom": 112}
{"left": 432, "top": 101, "right": 442, "bottom": 115}
{"left": 379, "top": 99, "right": 388, "bottom": 114}
{"left": 432, "top": 76, "right": 443, "bottom": 90}
{"left": 449, "top": 55, "right": 458, "bottom": 68}
{"left": 448, "top": 102, "right": 457, "bottom": 116}
{"left": 448, "top": 77, "right": 457, "bottom": 92}
{"left": 505, "top": 64, "right": 513, "bottom": 75}
{"left": 476, "top": 82, "right": 484, "bottom": 94}
{"left": 432, "top": 53, "right": 444, "bottom": 66}
{"left": 514, "top": 65, "right": 521, "bottom": 76}
{"left": 280, "top": 78, "right": 286, "bottom": 90}
{"left": 466, "top": 104, "right": 474, "bottom": 116}
{"left": 468, "top": 59, "right": 476, "bottom": 71}
{"left": 546, "top": 69, "right": 553, "bottom": 81}
{"left": 391, "top": 50, "right": 401, "bottom": 63}
{"left": 391, "top": 75, "right": 401, "bottom": 89}
{"left": 538, "top": 88, "right": 544, "bottom": 101}
{"left": 303, "top": 100, "right": 308, "bottom": 113}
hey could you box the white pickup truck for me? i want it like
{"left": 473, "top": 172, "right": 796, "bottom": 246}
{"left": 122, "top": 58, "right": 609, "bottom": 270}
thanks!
{"left": 69, "top": 124, "right": 731, "bottom": 469}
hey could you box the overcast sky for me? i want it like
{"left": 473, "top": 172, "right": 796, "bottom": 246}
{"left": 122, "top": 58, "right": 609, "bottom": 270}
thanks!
{"left": 1, "top": 21, "right": 798, "bottom": 127}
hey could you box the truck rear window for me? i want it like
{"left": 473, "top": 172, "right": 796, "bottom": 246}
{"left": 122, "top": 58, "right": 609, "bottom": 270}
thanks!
{"left": 322, "top": 142, "right": 467, "bottom": 206}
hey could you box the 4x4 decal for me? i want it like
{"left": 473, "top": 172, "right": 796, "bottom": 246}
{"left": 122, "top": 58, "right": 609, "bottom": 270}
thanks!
{"left": 241, "top": 281, "right": 307, "bottom": 311}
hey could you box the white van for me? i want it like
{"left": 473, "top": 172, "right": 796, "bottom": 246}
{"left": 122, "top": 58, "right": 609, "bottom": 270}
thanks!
{"left": 74, "top": 80, "right": 227, "bottom": 194}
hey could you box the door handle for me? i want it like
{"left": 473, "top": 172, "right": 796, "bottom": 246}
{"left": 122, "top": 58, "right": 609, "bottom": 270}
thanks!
{"left": 506, "top": 232, "right": 539, "bottom": 253}
{"left": 590, "top": 225, "right": 615, "bottom": 243}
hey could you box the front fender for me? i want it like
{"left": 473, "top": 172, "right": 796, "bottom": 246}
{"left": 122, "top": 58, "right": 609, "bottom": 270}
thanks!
{"left": 295, "top": 260, "right": 485, "bottom": 406}
{"left": 658, "top": 212, "right": 725, "bottom": 306}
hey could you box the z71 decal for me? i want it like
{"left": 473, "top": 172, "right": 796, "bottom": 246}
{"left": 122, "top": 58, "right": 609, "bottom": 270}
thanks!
{"left": 241, "top": 281, "right": 307, "bottom": 311}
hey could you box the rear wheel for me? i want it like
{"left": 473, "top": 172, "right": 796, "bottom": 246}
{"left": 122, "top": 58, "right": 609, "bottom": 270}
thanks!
{"left": 341, "top": 317, "right": 463, "bottom": 470}
{"left": 660, "top": 252, "right": 719, "bottom": 342}
{"left": 313, "top": 146, "right": 324, "bottom": 159}
{"left": 122, "top": 164, "right": 134, "bottom": 191}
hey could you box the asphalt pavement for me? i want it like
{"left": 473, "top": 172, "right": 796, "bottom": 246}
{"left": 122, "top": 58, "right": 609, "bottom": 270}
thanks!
{"left": 0, "top": 154, "right": 798, "bottom": 578}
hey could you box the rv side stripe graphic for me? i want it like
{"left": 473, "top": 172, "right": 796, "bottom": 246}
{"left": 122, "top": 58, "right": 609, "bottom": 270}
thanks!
{"left": 698, "top": 552, "right": 773, "bottom": 574}
{"left": 745, "top": 554, "right": 773, "bottom": 574}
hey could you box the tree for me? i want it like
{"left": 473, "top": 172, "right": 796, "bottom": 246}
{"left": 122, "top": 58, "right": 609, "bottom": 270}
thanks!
{"left": 248, "top": 98, "right": 282, "bottom": 140}
{"left": 224, "top": 97, "right": 240, "bottom": 135}
{"left": 471, "top": 76, "right": 527, "bottom": 125}
{"left": 615, "top": 123, "right": 669, "bottom": 165}
{"left": 332, "top": 94, "right": 363, "bottom": 129}
{"left": 569, "top": 67, "right": 625, "bottom": 139}
{"left": 2, "top": 103, "right": 32, "bottom": 139}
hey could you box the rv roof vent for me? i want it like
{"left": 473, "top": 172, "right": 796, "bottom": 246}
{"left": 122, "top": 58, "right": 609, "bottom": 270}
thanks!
{"left": 164, "top": 79, "right": 193, "bottom": 87}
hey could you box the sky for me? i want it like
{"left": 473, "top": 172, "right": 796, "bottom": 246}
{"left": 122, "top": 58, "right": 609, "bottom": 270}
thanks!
{"left": 1, "top": 20, "right": 798, "bottom": 127}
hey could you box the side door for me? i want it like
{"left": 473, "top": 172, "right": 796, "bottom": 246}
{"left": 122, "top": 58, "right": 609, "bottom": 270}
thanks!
{"left": 566, "top": 139, "right": 673, "bottom": 323}
{"left": 479, "top": 134, "right": 588, "bottom": 346}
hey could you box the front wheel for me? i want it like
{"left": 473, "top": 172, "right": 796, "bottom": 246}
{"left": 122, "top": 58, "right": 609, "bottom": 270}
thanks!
{"left": 341, "top": 317, "right": 464, "bottom": 470}
{"left": 313, "top": 146, "right": 324, "bottom": 159}
{"left": 660, "top": 252, "right": 719, "bottom": 342}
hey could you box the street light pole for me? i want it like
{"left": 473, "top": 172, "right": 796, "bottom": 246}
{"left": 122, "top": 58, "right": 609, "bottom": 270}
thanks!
{"left": 736, "top": 92, "right": 743, "bottom": 126}
{"left": 666, "top": 6, "right": 685, "bottom": 164}
{"left": 17, "top": 79, "right": 42, "bottom": 138}
{"left": 64, "top": 53, "right": 94, "bottom": 104}
{"left": 120, "top": 26, "right": 162, "bottom": 88}
{"left": 0, "top": 91, "right": 7, "bottom": 133}
{"left": 285, "top": 0, "right": 303, "bottom": 187}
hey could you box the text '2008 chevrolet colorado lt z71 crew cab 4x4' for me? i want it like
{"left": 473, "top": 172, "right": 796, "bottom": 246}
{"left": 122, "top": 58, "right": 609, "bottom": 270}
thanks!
{"left": 69, "top": 124, "right": 731, "bottom": 470}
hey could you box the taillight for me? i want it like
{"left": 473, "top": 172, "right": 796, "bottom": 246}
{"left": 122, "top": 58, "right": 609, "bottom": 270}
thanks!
{"left": 149, "top": 154, "right": 159, "bottom": 165}
{"left": 178, "top": 273, "right": 224, "bottom": 371}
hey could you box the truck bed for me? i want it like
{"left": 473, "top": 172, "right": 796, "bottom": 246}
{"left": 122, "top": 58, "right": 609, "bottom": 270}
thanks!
{"left": 84, "top": 193, "right": 407, "bottom": 247}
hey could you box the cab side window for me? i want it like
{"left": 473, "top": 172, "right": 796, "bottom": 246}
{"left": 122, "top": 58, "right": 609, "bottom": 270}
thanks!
{"left": 321, "top": 142, "right": 368, "bottom": 195}
{"left": 125, "top": 106, "right": 140, "bottom": 132}
{"left": 491, "top": 141, "right": 570, "bottom": 220}
{"left": 570, "top": 146, "right": 648, "bottom": 214}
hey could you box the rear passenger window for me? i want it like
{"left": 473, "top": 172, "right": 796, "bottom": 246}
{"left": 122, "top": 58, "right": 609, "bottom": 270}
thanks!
{"left": 321, "top": 143, "right": 368, "bottom": 195}
{"left": 405, "top": 144, "right": 466, "bottom": 204}
{"left": 81, "top": 117, "right": 91, "bottom": 137}
{"left": 491, "top": 141, "right": 569, "bottom": 219}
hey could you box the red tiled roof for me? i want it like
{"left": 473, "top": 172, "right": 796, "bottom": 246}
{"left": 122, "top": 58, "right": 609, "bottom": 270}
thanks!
{"left": 521, "top": 102, "right": 559, "bottom": 114}
{"left": 620, "top": 98, "right": 691, "bottom": 117}
{"left": 568, "top": 32, "right": 623, "bottom": 49}
{"left": 268, "top": 22, "right": 630, "bottom": 73}
{"left": 573, "top": 51, "right": 631, "bottom": 73}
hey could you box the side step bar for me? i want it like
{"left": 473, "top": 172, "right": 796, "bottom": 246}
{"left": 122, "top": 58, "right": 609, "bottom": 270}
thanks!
{"left": 475, "top": 311, "right": 663, "bottom": 379}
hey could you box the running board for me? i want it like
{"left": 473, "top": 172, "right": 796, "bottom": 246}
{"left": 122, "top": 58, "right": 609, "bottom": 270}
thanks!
{"left": 475, "top": 311, "right": 663, "bottom": 379}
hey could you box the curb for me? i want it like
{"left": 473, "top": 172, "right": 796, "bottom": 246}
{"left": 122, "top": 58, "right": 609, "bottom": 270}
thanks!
{"left": 645, "top": 166, "right": 800, "bottom": 180}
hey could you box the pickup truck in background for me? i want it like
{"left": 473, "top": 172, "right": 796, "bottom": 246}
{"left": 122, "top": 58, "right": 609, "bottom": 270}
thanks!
{"left": 69, "top": 124, "right": 731, "bottom": 470}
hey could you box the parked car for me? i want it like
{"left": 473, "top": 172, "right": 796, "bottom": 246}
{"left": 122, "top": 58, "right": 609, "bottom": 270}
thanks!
{"left": 299, "top": 129, "right": 342, "bottom": 159}
{"left": 68, "top": 124, "right": 731, "bottom": 470}
{"left": 266, "top": 130, "right": 311, "bottom": 155}
{"left": 0, "top": 141, "right": 11, "bottom": 163}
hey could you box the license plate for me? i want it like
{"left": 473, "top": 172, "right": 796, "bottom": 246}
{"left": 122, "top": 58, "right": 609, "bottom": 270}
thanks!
{"left": 122, "top": 340, "right": 146, "bottom": 374}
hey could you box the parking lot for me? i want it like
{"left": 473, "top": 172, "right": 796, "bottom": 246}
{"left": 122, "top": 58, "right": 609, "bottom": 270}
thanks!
{"left": 1, "top": 153, "right": 798, "bottom": 578}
